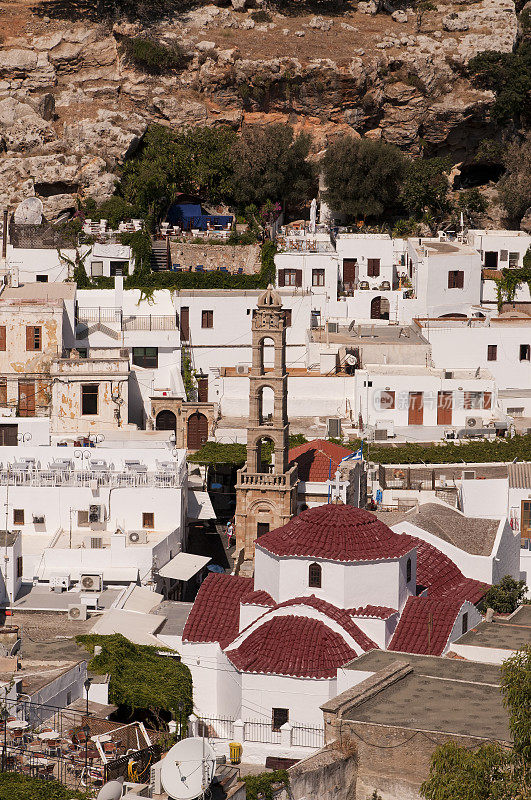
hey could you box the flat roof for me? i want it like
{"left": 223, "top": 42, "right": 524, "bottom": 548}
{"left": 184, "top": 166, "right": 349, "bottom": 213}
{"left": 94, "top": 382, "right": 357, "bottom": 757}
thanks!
{"left": 311, "top": 325, "right": 428, "bottom": 347}
{"left": 411, "top": 239, "right": 478, "bottom": 257}
{"left": 1, "top": 283, "right": 76, "bottom": 303}
{"left": 153, "top": 601, "right": 193, "bottom": 636}
{"left": 9, "top": 609, "right": 93, "bottom": 661}
{"left": 343, "top": 651, "right": 509, "bottom": 741}
{"left": 7, "top": 660, "right": 87, "bottom": 697}
{"left": 455, "top": 616, "right": 531, "bottom": 651}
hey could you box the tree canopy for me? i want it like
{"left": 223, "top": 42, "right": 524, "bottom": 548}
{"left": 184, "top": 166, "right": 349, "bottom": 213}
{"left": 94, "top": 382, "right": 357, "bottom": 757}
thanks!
{"left": 497, "top": 135, "right": 531, "bottom": 225}
{"left": 400, "top": 157, "right": 451, "bottom": 218}
{"left": 230, "top": 124, "right": 317, "bottom": 209}
{"left": 0, "top": 773, "right": 88, "bottom": 800}
{"left": 321, "top": 136, "right": 406, "bottom": 221}
{"left": 468, "top": 42, "right": 531, "bottom": 126}
{"left": 480, "top": 576, "right": 528, "bottom": 614}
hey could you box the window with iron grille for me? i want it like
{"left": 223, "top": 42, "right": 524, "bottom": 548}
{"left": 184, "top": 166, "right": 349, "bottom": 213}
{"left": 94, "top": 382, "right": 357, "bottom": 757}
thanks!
{"left": 13, "top": 509, "right": 24, "bottom": 525}
{"left": 308, "top": 563, "right": 322, "bottom": 588}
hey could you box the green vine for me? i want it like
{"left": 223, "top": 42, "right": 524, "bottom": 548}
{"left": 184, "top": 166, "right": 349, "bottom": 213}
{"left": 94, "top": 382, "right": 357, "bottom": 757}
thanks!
{"left": 76, "top": 634, "right": 193, "bottom": 720}
{"left": 182, "top": 351, "right": 197, "bottom": 401}
{"left": 0, "top": 773, "right": 88, "bottom": 800}
{"left": 494, "top": 252, "right": 531, "bottom": 311}
{"left": 243, "top": 770, "right": 289, "bottom": 800}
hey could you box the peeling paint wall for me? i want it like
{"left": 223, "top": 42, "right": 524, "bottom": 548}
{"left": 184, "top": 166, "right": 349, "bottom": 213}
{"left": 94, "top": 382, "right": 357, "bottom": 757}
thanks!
{"left": 51, "top": 365, "right": 131, "bottom": 434}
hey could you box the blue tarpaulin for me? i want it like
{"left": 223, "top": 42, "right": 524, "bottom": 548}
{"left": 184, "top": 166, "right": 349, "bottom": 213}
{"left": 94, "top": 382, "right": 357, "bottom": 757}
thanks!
{"left": 167, "top": 202, "right": 232, "bottom": 231}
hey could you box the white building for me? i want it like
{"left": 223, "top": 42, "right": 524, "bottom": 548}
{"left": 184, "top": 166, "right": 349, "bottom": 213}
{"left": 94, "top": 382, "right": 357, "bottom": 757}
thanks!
{"left": 180, "top": 504, "right": 485, "bottom": 731}
{"left": 6, "top": 242, "right": 134, "bottom": 284}
{"left": 467, "top": 229, "right": 531, "bottom": 270}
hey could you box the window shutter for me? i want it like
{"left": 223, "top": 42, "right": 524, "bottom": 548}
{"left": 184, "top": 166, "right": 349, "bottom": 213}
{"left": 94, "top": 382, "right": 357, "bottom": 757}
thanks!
{"left": 483, "top": 392, "right": 492, "bottom": 410}
{"left": 278, "top": 270, "right": 285, "bottom": 287}
{"left": 0, "top": 326, "right": 5, "bottom": 351}
{"left": 26, "top": 326, "right": 33, "bottom": 351}
{"left": 500, "top": 250, "right": 508, "bottom": 262}
{"left": 295, "top": 270, "right": 302, "bottom": 287}
{"left": 457, "top": 271, "right": 464, "bottom": 289}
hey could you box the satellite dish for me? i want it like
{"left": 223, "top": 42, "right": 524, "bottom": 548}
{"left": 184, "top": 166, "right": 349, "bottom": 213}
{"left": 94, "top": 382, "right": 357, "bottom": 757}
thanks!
{"left": 345, "top": 354, "right": 358, "bottom": 367}
{"left": 161, "top": 737, "right": 216, "bottom": 800}
{"left": 13, "top": 197, "right": 43, "bottom": 225}
{"left": 96, "top": 776, "right": 124, "bottom": 800}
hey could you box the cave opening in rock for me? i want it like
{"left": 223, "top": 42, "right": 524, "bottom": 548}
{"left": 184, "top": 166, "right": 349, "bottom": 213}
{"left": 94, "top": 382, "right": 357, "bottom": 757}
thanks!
{"left": 34, "top": 182, "right": 79, "bottom": 197}
{"left": 453, "top": 163, "right": 505, "bottom": 189}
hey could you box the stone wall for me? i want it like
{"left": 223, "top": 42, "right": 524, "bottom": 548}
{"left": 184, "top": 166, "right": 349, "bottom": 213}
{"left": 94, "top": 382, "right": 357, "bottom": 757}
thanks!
{"left": 169, "top": 243, "right": 261, "bottom": 274}
{"left": 288, "top": 746, "right": 357, "bottom": 800}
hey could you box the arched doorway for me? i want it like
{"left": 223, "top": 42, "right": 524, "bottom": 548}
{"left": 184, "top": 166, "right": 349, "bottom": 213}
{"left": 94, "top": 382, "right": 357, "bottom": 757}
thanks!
{"left": 156, "top": 410, "right": 176, "bottom": 434}
{"left": 187, "top": 412, "right": 208, "bottom": 449}
{"left": 370, "top": 296, "right": 390, "bottom": 320}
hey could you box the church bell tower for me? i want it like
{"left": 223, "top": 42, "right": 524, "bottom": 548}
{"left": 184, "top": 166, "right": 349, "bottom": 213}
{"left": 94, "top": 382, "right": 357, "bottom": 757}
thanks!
{"left": 234, "top": 286, "right": 298, "bottom": 562}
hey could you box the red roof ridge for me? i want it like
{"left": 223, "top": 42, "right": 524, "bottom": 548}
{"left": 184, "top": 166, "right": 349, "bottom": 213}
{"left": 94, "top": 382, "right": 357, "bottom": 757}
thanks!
{"left": 388, "top": 596, "right": 472, "bottom": 656}
{"left": 288, "top": 439, "right": 356, "bottom": 482}
{"left": 240, "top": 589, "right": 275, "bottom": 607}
{"left": 349, "top": 605, "right": 398, "bottom": 619}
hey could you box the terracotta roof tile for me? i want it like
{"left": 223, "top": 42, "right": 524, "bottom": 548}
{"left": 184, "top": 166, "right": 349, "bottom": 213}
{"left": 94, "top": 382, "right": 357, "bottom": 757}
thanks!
{"left": 227, "top": 615, "right": 358, "bottom": 678}
{"left": 273, "top": 596, "right": 378, "bottom": 652}
{"left": 288, "top": 439, "right": 356, "bottom": 482}
{"left": 388, "top": 597, "right": 467, "bottom": 656}
{"left": 414, "top": 538, "right": 488, "bottom": 604}
{"left": 350, "top": 605, "right": 398, "bottom": 619}
{"left": 241, "top": 590, "right": 275, "bottom": 607}
{"left": 182, "top": 573, "right": 254, "bottom": 647}
{"left": 257, "top": 504, "right": 416, "bottom": 562}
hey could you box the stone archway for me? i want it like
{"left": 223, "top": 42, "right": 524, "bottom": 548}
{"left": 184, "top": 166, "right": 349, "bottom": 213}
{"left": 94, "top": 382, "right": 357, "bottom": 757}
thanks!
{"left": 156, "top": 410, "right": 176, "bottom": 434}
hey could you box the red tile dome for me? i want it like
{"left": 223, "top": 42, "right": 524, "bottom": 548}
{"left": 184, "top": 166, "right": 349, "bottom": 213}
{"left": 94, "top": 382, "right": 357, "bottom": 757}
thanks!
{"left": 256, "top": 504, "right": 416, "bottom": 562}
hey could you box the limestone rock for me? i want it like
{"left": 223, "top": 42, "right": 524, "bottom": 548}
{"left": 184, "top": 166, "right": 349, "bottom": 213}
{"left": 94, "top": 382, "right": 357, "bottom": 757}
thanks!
{"left": 62, "top": 110, "right": 146, "bottom": 164}
{"left": 392, "top": 10, "right": 408, "bottom": 22}
{"left": 196, "top": 40, "right": 217, "bottom": 51}
{"left": 520, "top": 208, "right": 531, "bottom": 234}
{"left": 442, "top": 14, "right": 470, "bottom": 31}
{"left": 37, "top": 93, "right": 55, "bottom": 120}
{"left": 0, "top": 97, "right": 55, "bottom": 151}
{"left": 0, "top": 49, "right": 38, "bottom": 74}
{"left": 357, "top": 1, "right": 378, "bottom": 14}
{"left": 309, "top": 16, "right": 332, "bottom": 31}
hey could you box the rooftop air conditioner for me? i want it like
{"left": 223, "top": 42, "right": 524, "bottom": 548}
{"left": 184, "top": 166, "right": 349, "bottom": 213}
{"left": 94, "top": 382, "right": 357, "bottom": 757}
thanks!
{"left": 374, "top": 428, "right": 388, "bottom": 441}
{"left": 80, "top": 574, "right": 102, "bottom": 592}
{"left": 465, "top": 416, "right": 482, "bottom": 429}
{"left": 67, "top": 604, "right": 87, "bottom": 622}
{"left": 327, "top": 322, "right": 339, "bottom": 334}
{"left": 128, "top": 531, "right": 147, "bottom": 545}
{"left": 50, "top": 575, "right": 71, "bottom": 590}
{"left": 32, "top": 515, "right": 45, "bottom": 525}
{"left": 236, "top": 364, "right": 249, "bottom": 375}
{"left": 327, "top": 417, "right": 341, "bottom": 438}
{"left": 89, "top": 504, "right": 103, "bottom": 523}
{"left": 444, "top": 370, "right": 454, "bottom": 379}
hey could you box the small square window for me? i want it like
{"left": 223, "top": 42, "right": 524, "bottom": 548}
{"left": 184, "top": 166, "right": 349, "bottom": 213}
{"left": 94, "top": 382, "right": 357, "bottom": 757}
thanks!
{"left": 272, "top": 708, "right": 289, "bottom": 732}
{"left": 13, "top": 509, "right": 24, "bottom": 525}
{"left": 257, "top": 522, "right": 270, "bottom": 537}
{"left": 16, "top": 556, "right": 23, "bottom": 578}
{"left": 142, "top": 512, "right": 154, "bottom": 529}
{"left": 508, "top": 252, "right": 519, "bottom": 268}
{"left": 201, "top": 310, "right": 214, "bottom": 329}
{"left": 487, "top": 345, "right": 497, "bottom": 361}
{"left": 36, "top": 275, "right": 48, "bottom": 283}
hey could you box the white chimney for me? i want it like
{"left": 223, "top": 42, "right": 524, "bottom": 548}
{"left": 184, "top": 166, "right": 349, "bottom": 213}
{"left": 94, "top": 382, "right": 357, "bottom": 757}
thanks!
{"left": 114, "top": 275, "right": 123, "bottom": 309}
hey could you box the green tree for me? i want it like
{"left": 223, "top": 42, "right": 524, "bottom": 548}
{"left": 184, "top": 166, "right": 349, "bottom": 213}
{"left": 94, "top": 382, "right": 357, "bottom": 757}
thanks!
{"left": 497, "top": 135, "right": 531, "bottom": 225}
{"left": 322, "top": 136, "right": 406, "bottom": 222}
{"left": 411, "top": 0, "right": 436, "bottom": 32}
{"left": 230, "top": 124, "right": 317, "bottom": 210}
{"left": 468, "top": 42, "right": 531, "bottom": 126}
{"left": 501, "top": 645, "right": 531, "bottom": 770}
{"left": 480, "top": 576, "right": 528, "bottom": 614}
{"left": 0, "top": 772, "right": 88, "bottom": 799}
{"left": 457, "top": 187, "right": 488, "bottom": 215}
{"left": 401, "top": 157, "right": 451, "bottom": 219}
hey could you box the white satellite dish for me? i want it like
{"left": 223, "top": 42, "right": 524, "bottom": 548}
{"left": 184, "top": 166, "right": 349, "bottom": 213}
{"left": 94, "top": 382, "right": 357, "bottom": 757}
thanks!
{"left": 13, "top": 197, "right": 43, "bottom": 225}
{"left": 96, "top": 776, "right": 124, "bottom": 800}
{"left": 160, "top": 737, "right": 216, "bottom": 800}
{"left": 345, "top": 354, "right": 358, "bottom": 366}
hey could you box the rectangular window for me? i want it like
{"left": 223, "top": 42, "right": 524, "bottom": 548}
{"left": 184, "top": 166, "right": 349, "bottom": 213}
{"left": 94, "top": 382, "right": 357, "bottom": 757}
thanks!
{"left": 312, "top": 269, "right": 325, "bottom": 287}
{"left": 0, "top": 326, "right": 6, "bottom": 351}
{"left": 487, "top": 345, "right": 497, "bottom": 361}
{"left": 13, "top": 509, "right": 24, "bottom": 525}
{"left": 464, "top": 391, "right": 483, "bottom": 410}
{"left": 284, "top": 309, "right": 292, "bottom": 327}
{"left": 201, "top": 310, "right": 214, "bottom": 329}
{"left": 448, "top": 271, "right": 464, "bottom": 289}
{"left": 132, "top": 347, "right": 158, "bottom": 368}
{"left": 197, "top": 376, "right": 208, "bottom": 403}
{"left": 90, "top": 261, "right": 104, "bottom": 277}
{"left": 272, "top": 708, "right": 289, "bottom": 732}
{"left": 81, "top": 383, "right": 98, "bottom": 415}
{"left": 142, "top": 512, "right": 154, "bottom": 529}
{"left": 483, "top": 392, "right": 492, "bottom": 410}
{"left": 257, "top": 522, "right": 270, "bottom": 538}
{"left": 110, "top": 261, "right": 128, "bottom": 276}
{"left": 379, "top": 390, "right": 395, "bottom": 410}
{"left": 284, "top": 270, "right": 297, "bottom": 286}
{"left": 499, "top": 249, "right": 508, "bottom": 262}
{"left": 36, "top": 275, "right": 48, "bottom": 283}
{"left": 367, "top": 259, "right": 380, "bottom": 277}
{"left": 522, "top": 500, "right": 531, "bottom": 544}
{"left": 78, "top": 510, "right": 89, "bottom": 527}
{"left": 0, "top": 379, "right": 6, "bottom": 406}
{"left": 18, "top": 381, "right": 35, "bottom": 417}
{"left": 26, "top": 326, "right": 41, "bottom": 351}
{"left": 519, "top": 344, "right": 530, "bottom": 361}
{"left": 508, "top": 252, "right": 519, "bottom": 267}
{"left": 16, "top": 556, "right": 23, "bottom": 579}
{"left": 461, "top": 612, "right": 468, "bottom": 635}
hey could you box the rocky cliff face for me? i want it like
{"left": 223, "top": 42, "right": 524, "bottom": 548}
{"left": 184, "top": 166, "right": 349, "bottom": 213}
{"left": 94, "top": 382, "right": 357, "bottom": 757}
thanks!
{"left": 0, "top": 0, "right": 518, "bottom": 218}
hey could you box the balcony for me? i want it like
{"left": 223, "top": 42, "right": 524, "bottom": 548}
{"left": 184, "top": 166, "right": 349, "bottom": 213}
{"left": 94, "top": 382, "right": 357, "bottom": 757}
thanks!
{"left": 0, "top": 467, "right": 182, "bottom": 489}
{"left": 51, "top": 356, "right": 129, "bottom": 377}
{"left": 77, "top": 308, "right": 178, "bottom": 331}
{"left": 237, "top": 465, "right": 298, "bottom": 489}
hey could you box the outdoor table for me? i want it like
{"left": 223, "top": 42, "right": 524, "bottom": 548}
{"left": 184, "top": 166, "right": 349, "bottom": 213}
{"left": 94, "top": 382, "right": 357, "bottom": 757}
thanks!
{"left": 38, "top": 731, "right": 60, "bottom": 740}
{"left": 92, "top": 733, "right": 112, "bottom": 743}
{"left": 7, "top": 720, "right": 29, "bottom": 729}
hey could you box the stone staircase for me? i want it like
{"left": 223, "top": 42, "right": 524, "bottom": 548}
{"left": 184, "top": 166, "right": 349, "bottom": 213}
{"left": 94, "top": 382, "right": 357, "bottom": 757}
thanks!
{"left": 151, "top": 239, "right": 169, "bottom": 271}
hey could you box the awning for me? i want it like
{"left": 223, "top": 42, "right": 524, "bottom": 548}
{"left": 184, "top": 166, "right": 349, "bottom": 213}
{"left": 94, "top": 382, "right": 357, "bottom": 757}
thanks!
{"left": 90, "top": 609, "right": 164, "bottom": 647}
{"left": 188, "top": 490, "right": 216, "bottom": 520}
{"left": 158, "top": 553, "right": 211, "bottom": 581}
{"left": 120, "top": 585, "right": 163, "bottom": 614}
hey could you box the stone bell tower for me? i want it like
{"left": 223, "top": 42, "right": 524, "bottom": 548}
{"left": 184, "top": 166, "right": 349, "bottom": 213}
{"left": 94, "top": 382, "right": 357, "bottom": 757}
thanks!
{"left": 234, "top": 285, "right": 298, "bottom": 562}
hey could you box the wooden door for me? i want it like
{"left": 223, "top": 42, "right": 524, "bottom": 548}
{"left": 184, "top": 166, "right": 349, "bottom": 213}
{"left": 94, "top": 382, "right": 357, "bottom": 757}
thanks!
{"left": 437, "top": 391, "right": 453, "bottom": 425}
{"left": 0, "top": 424, "right": 17, "bottom": 445}
{"left": 197, "top": 377, "right": 208, "bottom": 403}
{"left": 156, "top": 410, "right": 176, "bottom": 433}
{"left": 18, "top": 382, "right": 35, "bottom": 417}
{"left": 343, "top": 259, "right": 357, "bottom": 289}
{"left": 370, "top": 296, "right": 381, "bottom": 319}
{"left": 187, "top": 412, "right": 208, "bottom": 449}
{"left": 180, "top": 307, "right": 190, "bottom": 341}
{"left": 408, "top": 392, "right": 424, "bottom": 425}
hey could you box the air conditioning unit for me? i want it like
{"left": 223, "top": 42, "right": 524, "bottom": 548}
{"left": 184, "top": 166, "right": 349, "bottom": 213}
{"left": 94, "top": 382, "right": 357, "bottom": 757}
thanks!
{"left": 327, "top": 322, "right": 339, "bottom": 334}
{"left": 327, "top": 417, "right": 341, "bottom": 438}
{"left": 80, "top": 574, "right": 102, "bottom": 592}
{"left": 89, "top": 537, "right": 103, "bottom": 550}
{"left": 89, "top": 504, "right": 103, "bottom": 523}
{"left": 128, "top": 531, "right": 147, "bottom": 545}
{"left": 444, "top": 429, "right": 457, "bottom": 440}
{"left": 236, "top": 364, "right": 249, "bottom": 375}
{"left": 32, "top": 515, "right": 45, "bottom": 524}
{"left": 50, "top": 575, "right": 71, "bottom": 590}
{"left": 462, "top": 470, "right": 476, "bottom": 480}
{"left": 374, "top": 428, "right": 388, "bottom": 441}
{"left": 150, "top": 762, "right": 163, "bottom": 795}
{"left": 465, "top": 416, "right": 482, "bottom": 429}
{"left": 444, "top": 370, "right": 454, "bottom": 379}
{"left": 67, "top": 604, "right": 87, "bottom": 621}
